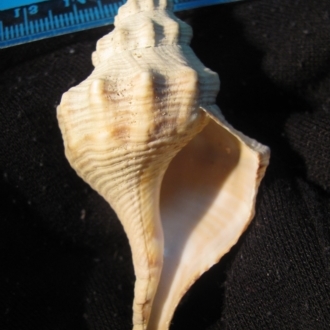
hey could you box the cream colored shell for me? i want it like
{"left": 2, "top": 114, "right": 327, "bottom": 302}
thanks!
{"left": 57, "top": 0, "right": 270, "bottom": 329}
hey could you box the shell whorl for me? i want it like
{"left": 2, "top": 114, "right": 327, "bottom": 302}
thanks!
{"left": 92, "top": 0, "right": 192, "bottom": 65}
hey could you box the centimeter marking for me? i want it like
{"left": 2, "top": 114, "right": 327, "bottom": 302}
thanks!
{"left": 0, "top": 0, "right": 240, "bottom": 48}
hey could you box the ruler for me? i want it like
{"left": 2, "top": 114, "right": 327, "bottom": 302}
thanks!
{"left": 0, "top": 0, "right": 240, "bottom": 48}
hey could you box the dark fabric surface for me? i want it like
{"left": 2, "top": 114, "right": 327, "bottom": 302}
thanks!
{"left": 1, "top": 0, "right": 330, "bottom": 329}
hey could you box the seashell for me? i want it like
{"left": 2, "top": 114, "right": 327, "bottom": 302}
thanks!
{"left": 57, "top": 0, "right": 270, "bottom": 329}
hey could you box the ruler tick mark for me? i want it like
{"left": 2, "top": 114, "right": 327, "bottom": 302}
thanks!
{"left": 30, "top": 21, "right": 34, "bottom": 34}
{"left": 24, "top": 8, "right": 29, "bottom": 35}
{"left": 69, "top": 12, "right": 74, "bottom": 25}
{"left": 94, "top": 7, "right": 100, "bottom": 20}
{"left": 10, "top": 25, "right": 14, "bottom": 39}
{"left": 73, "top": 4, "right": 79, "bottom": 24}
{"left": 49, "top": 10, "right": 54, "bottom": 29}
{"left": 64, "top": 13, "right": 69, "bottom": 26}
{"left": 39, "top": 18, "right": 44, "bottom": 31}
{"left": 59, "top": 14, "right": 64, "bottom": 28}
{"left": 84, "top": 9, "right": 90, "bottom": 21}
{"left": 103, "top": 4, "right": 110, "bottom": 17}
{"left": 97, "top": 0, "right": 105, "bottom": 18}
{"left": 89, "top": 7, "right": 95, "bottom": 21}
{"left": 54, "top": 15, "right": 59, "bottom": 29}
{"left": 45, "top": 17, "right": 49, "bottom": 30}
{"left": 0, "top": 21, "right": 3, "bottom": 41}
{"left": 109, "top": 3, "right": 115, "bottom": 16}
{"left": 20, "top": 23, "right": 24, "bottom": 36}
{"left": 79, "top": 10, "right": 84, "bottom": 23}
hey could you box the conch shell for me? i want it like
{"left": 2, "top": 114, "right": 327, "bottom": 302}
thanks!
{"left": 57, "top": 0, "right": 270, "bottom": 328}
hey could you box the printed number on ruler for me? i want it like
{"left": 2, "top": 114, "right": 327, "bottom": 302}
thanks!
{"left": 0, "top": 0, "right": 240, "bottom": 48}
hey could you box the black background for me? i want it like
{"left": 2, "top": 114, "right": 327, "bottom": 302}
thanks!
{"left": 1, "top": 0, "right": 330, "bottom": 329}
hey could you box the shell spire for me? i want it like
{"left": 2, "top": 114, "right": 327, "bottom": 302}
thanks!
{"left": 57, "top": 0, "right": 270, "bottom": 329}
